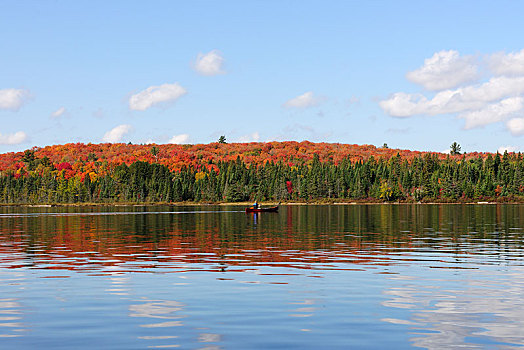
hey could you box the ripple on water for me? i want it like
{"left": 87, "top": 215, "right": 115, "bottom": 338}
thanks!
{"left": 0, "top": 204, "right": 523, "bottom": 348}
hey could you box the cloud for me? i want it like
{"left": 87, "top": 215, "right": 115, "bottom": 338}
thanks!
{"left": 0, "top": 88, "right": 31, "bottom": 111}
{"left": 506, "top": 118, "right": 524, "bottom": 136}
{"left": 129, "top": 83, "right": 187, "bottom": 111}
{"left": 379, "top": 92, "right": 425, "bottom": 117}
{"left": 236, "top": 132, "right": 260, "bottom": 143}
{"left": 406, "top": 50, "right": 478, "bottom": 91}
{"left": 102, "top": 124, "right": 133, "bottom": 143}
{"left": 0, "top": 131, "right": 27, "bottom": 145}
{"left": 497, "top": 145, "right": 519, "bottom": 153}
{"left": 168, "top": 134, "right": 190, "bottom": 144}
{"left": 381, "top": 76, "right": 524, "bottom": 117}
{"left": 51, "top": 107, "right": 67, "bottom": 119}
{"left": 283, "top": 92, "right": 322, "bottom": 109}
{"left": 459, "top": 97, "right": 524, "bottom": 129}
{"left": 193, "top": 50, "right": 225, "bottom": 76}
{"left": 488, "top": 49, "right": 524, "bottom": 76}
{"left": 380, "top": 49, "right": 524, "bottom": 134}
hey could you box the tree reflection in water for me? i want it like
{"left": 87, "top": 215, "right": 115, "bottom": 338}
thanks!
{"left": 0, "top": 204, "right": 523, "bottom": 348}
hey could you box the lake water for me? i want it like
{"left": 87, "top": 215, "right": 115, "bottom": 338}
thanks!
{"left": 0, "top": 204, "right": 523, "bottom": 349}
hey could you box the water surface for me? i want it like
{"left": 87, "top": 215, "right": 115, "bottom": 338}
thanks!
{"left": 1, "top": 204, "right": 523, "bottom": 349}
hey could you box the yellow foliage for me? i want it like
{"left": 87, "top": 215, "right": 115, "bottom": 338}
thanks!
{"left": 379, "top": 181, "right": 393, "bottom": 201}
{"left": 89, "top": 172, "right": 98, "bottom": 182}
{"left": 195, "top": 171, "right": 207, "bottom": 182}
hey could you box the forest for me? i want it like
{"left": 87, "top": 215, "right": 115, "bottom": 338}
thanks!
{"left": 0, "top": 141, "right": 521, "bottom": 204}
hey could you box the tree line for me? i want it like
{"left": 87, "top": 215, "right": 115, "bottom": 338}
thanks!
{"left": 0, "top": 151, "right": 522, "bottom": 204}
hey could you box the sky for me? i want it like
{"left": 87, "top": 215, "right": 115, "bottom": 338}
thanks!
{"left": 1, "top": 0, "right": 524, "bottom": 154}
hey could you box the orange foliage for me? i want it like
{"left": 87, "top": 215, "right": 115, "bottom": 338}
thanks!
{"left": 0, "top": 141, "right": 497, "bottom": 179}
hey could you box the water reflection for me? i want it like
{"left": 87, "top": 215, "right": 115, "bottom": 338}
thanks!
{"left": 0, "top": 297, "right": 25, "bottom": 338}
{"left": 0, "top": 204, "right": 524, "bottom": 348}
{"left": 105, "top": 273, "right": 130, "bottom": 296}
{"left": 129, "top": 298, "right": 185, "bottom": 348}
{"left": 289, "top": 299, "right": 317, "bottom": 318}
{"left": 0, "top": 266, "right": 26, "bottom": 339}
{"left": 382, "top": 267, "right": 524, "bottom": 348}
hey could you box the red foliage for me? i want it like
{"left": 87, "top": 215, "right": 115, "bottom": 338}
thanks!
{"left": 0, "top": 141, "right": 502, "bottom": 180}
{"left": 286, "top": 180, "right": 293, "bottom": 194}
{"left": 56, "top": 162, "right": 73, "bottom": 171}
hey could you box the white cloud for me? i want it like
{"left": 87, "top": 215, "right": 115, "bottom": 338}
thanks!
{"left": 0, "top": 88, "right": 31, "bottom": 111}
{"left": 168, "top": 134, "right": 190, "bottom": 144}
{"left": 459, "top": 97, "right": 524, "bottom": 129}
{"left": 193, "top": 50, "right": 225, "bottom": 76}
{"left": 236, "top": 132, "right": 260, "bottom": 143}
{"left": 506, "top": 118, "right": 524, "bottom": 136}
{"left": 283, "top": 92, "right": 321, "bottom": 109}
{"left": 129, "top": 83, "right": 187, "bottom": 111}
{"left": 102, "top": 124, "right": 133, "bottom": 143}
{"left": 497, "top": 145, "right": 519, "bottom": 153}
{"left": 488, "top": 49, "right": 524, "bottom": 76}
{"left": 0, "top": 131, "right": 27, "bottom": 145}
{"left": 379, "top": 92, "right": 426, "bottom": 117}
{"left": 51, "top": 107, "right": 67, "bottom": 118}
{"left": 381, "top": 76, "right": 524, "bottom": 118}
{"left": 380, "top": 49, "right": 524, "bottom": 134}
{"left": 406, "top": 50, "right": 478, "bottom": 91}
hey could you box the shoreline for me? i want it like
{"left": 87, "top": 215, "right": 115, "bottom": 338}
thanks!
{"left": 1, "top": 199, "right": 522, "bottom": 208}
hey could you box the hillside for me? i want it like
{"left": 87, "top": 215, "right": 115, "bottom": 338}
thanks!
{"left": 0, "top": 141, "right": 519, "bottom": 204}
{"left": 0, "top": 141, "right": 488, "bottom": 175}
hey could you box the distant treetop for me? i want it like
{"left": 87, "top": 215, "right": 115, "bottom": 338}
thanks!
{"left": 450, "top": 142, "right": 462, "bottom": 155}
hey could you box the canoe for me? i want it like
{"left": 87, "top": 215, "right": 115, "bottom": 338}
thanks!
{"left": 245, "top": 206, "right": 279, "bottom": 213}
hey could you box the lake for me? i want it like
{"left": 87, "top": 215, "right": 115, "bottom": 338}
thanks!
{"left": 0, "top": 204, "right": 523, "bottom": 349}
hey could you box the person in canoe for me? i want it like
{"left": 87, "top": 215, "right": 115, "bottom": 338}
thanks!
{"left": 246, "top": 202, "right": 279, "bottom": 213}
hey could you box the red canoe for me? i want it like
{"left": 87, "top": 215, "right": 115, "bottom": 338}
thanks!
{"left": 245, "top": 206, "right": 279, "bottom": 213}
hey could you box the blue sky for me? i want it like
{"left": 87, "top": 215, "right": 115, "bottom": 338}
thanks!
{"left": 1, "top": 1, "right": 524, "bottom": 153}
